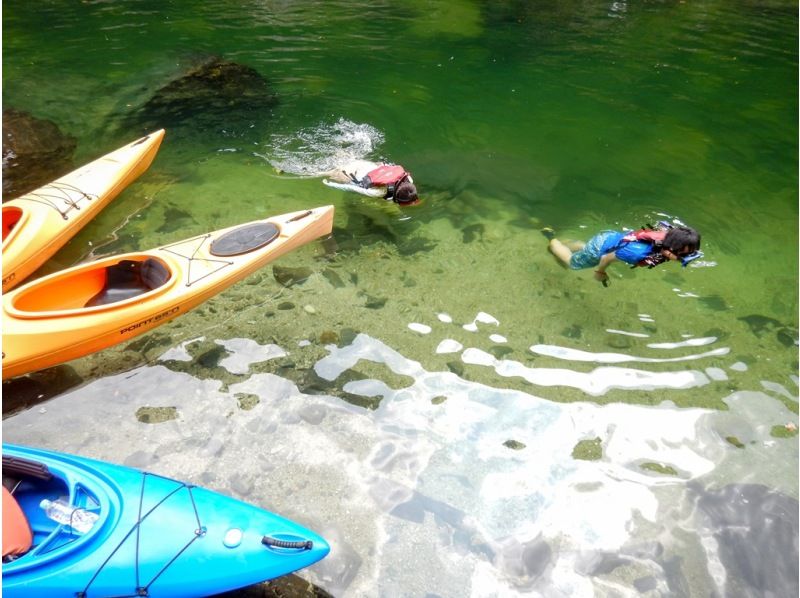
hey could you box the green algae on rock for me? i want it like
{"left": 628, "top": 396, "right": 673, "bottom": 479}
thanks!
{"left": 725, "top": 436, "right": 746, "bottom": 449}
{"left": 503, "top": 439, "right": 526, "bottom": 450}
{"left": 640, "top": 462, "right": 678, "bottom": 476}
{"left": 135, "top": 406, "right": 178, "bottom": 424}
{"left": 236, "top": 393, "right": 260, "bottom": 411}
{"left": 319, "top": 330, "right": 339, "bottom": 345}
{"left": 572, "top": 437, "right": 602, "bottom": 461}
{"left": 770, "top": 424, "right": 799, "bottom": 439}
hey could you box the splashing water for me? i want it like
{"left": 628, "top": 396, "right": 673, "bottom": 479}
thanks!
{"left": 259, "top": 118, "right": 385, "bottom": 176}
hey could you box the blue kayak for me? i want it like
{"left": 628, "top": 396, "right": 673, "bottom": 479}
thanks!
{"left": 2, "top": 444, "right": 329, "bottom": 597}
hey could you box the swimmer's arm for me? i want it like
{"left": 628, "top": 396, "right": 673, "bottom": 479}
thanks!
{"left": 594, "top": 253, "right": 617, "bottom": 282}
{"left": 323, "top": 179, "right": 385, "bottom": 197}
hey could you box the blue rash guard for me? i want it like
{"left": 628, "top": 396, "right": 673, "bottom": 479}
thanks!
{"left": 569, "top": 230, "right": 654, "bottom": 270}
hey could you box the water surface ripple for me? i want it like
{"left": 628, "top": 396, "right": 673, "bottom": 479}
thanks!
{"left": 3, "top": 1, "right": 797, "bottom": 596}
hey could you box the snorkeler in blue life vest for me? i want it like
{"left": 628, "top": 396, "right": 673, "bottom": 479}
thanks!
{"left": 319, "top": 159, "right": 419, "bottom": 205}
{"left": 542, "top": 222, "right": 703, "bottom": 287}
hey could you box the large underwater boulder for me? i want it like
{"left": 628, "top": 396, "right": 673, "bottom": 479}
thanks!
{"left": 2, "top": 108, "right": 77, "bottom": 202}
{"left": 128, "top": 56, "right": 278, "bottom": 137}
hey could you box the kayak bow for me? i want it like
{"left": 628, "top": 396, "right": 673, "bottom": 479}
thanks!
{"left": 2, "top": 130, "right": 165, "bottom": 292}
{"left": 2, "top": 444, "right": 330, "bottom": 597}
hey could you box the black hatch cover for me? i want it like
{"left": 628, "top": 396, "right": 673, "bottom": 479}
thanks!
{"left": 209, "top": 222, "right": 280, "bottom": 257}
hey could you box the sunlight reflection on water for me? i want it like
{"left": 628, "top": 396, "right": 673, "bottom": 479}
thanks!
{"left": 5, "top": 329, "right": 797, "bottom": 596}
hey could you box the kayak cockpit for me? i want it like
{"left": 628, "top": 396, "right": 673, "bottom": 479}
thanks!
{"left": 2, "top": 206, "right": 26, "bottom": 244}
{"left": 2, "top": 454, "right": 102, "bottom": 564}
{"left": 8, "top": 256, "right": 174, "bottom": 316}
{"left": 85, "top": 258, "right": 171, "bottom": 307}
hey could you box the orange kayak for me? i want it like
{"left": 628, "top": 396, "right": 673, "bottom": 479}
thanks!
{"left": 2, "top": 130, "right": 165, "bottom": 292}
{"left": 2, "top": 205, "right": 334, "bottom": 380}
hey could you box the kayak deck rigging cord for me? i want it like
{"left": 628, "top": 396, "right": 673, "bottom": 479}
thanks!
{"left": 160, "top": 233, "right": 234, "bottom": 287}
{"left": 159, "top": 220, "right": 281, "bottom": 287}
{"left": 75, "top": 471, "right": 204, "bottom": 598}
{"left": 17, "top": 182, "right": 97, "bottom": 220}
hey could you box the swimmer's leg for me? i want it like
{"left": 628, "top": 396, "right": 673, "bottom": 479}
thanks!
{"left": 548, "top": 239, "right": 574, "bottom": 267}
{"left": 567, "top": 241, "right": 585, "bottom": 252}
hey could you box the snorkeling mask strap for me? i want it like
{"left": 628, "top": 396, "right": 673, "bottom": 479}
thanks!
{"left": 387, "top": 174, "right": 412, "bottom": 203}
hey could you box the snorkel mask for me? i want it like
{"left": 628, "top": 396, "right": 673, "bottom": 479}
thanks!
{"left": 655, "top": 220, "right": 703, "bottom": 267}
{"left": 679, "top": 250, "right": 703, "bottom": 267}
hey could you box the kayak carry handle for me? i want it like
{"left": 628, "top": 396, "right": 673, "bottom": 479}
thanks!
{"left": 261, "top": 536, "right": 313, "bottom": 550}
{"left": 286, "top": 210, "right": 312, "bottom": 222}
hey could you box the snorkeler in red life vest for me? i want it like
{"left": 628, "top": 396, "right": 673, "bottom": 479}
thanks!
{"left": 542, "top": 221, "right": 703, "bottom": 287}
{"left": 320, "top": 159, "right": 419, "bottom": 205}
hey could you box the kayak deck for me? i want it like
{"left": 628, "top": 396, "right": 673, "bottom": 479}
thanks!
{"left": 2, "top": 445, "right": 330, "bottom": 598}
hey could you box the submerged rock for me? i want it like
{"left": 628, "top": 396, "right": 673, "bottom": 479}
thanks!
{"left": 235, "top": 393, "right": 260, "bottom": 411}
{"left": 273, "top": 265, "right": 313, "bottom": 287}
{"left": 770, "top": 424, "right": 798, "bottom": 438}
{"left": 776, "top": 327, "right": 798, "bottom": 348}
{"left": 322, "top": 268, "right": 346, "bottom": 288}
{"left": 319, "top": 330, "right": 339, "bottom": 344}
{"left": 2, "top": 108, "right": 77, "bottom": 201}
{"left": 157, "top": 204, "right": 197, "bottom": 234}
{"left": 503, "top": 439, "right": 526, "bottom": 450}
{"left": 398, "top": 236, "right": 437, "bottom": 256}
{"left": 561, "top": 324, "right": 583, "bottom": 339}
{"left": 699, "top": 294, "right": 730, "bottom": 312}
{"left": 572, "top": 437, "right": 602, "bottom": 461}
{"left": 135, "top": 406, "right": 178, "bottom": 424}
{"left": 362, "top": 293, "right": 387, "bottom": 309}
{"left": 725, "top": 435, "right": 745, "bottom": 449}
{"left": 640, "top": 462, "right": 678, "bottom": 476}
{"left": 607, "top": 334, "right": 632, "bottom": 350}
{"left": 197, "top": 344, "right": 228, "bottom": 368}
{"left": 462, "top": 223, "right": 485, "bottom": 243}
{"left": 489, "top": 345, "right": 514, "bottom": 359}
{"left": 128, "top": 56, "right": 278, "bottom": 135}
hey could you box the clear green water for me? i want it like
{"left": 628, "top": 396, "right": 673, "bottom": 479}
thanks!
{"left": 3, "top": 2, "right": 798, "bottom": 596}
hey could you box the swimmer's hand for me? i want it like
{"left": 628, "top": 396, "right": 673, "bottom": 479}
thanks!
{"left": 594, "top": 270, "right": 609, "bottom": 287}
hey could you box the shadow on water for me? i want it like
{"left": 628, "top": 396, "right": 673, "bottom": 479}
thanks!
{"left": 691, "top": 483, "right": 800, "bottom": 597}
{"left": 2, "top": 367, "right": 84, "bottom": 418}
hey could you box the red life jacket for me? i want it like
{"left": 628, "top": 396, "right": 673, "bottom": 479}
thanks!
{"left": 620, "top": 228, "right": 668, "bottom": 268}
{"left": 621, "top": 229, "right": 667, "bottom": 245}
{"left": 365, "top": 164, "right": 408, "bottom": 187}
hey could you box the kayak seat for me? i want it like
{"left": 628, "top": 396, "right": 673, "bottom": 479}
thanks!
{"left": 3, "top": 486, "right": 32, "bottom": 560}
{"left": 85, "top": 258, "right": 170, "bottom": 308}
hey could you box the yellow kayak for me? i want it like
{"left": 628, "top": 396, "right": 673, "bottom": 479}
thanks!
{"left": 2, "top": 205, "right": 334, "bottom": 380}
{"left": 2, "top": 130, "right": 165, "bottom": 292}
